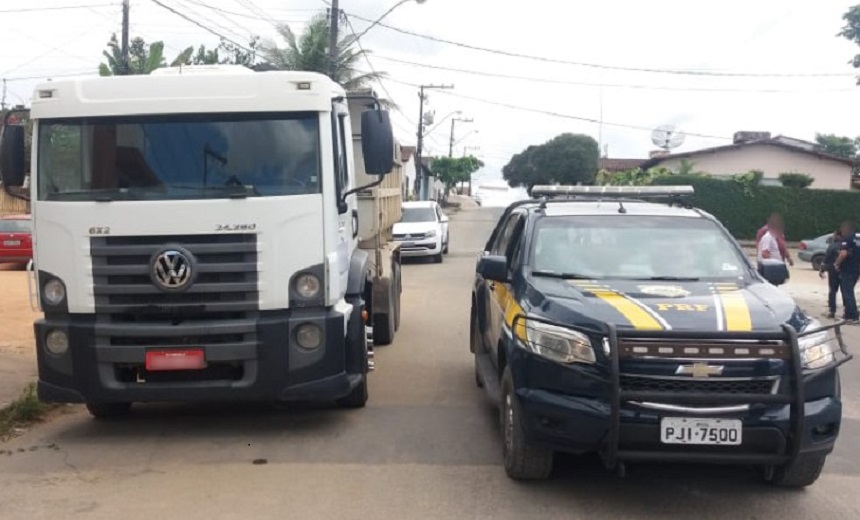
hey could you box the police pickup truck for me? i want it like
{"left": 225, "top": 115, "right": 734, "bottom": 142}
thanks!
{"left": 470, "top": 185, "right": 851, "bottom": 486}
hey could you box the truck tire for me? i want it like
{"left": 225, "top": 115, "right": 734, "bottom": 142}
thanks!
{"left": 336, "top": 376, "right": 368, "bottom": 408}
{"left": 501, "top": 367, "right": 554, "bottom": 480}
{"left": 763, "top": 452, "right": 828, "bottom": 488}
{"left": 393, "top": 261, "right": 402, "bottom": 332}
{"left": 433, "top": 252, "right": 443, "bottom": 264}
{"left": 86, "top": 402, "right": 132, "bottom": 419}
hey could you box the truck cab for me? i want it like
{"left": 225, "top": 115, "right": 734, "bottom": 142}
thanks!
{"left": 0, "top": 66, "right": 398, "bottom": 416}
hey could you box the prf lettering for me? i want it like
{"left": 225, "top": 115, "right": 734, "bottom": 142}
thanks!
{"left": 656, "top": 303, "right": 709, "bottom": 312}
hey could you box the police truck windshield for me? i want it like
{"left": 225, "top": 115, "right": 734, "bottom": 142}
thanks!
{"left": 531, "top": 215, "right": 750, "bottom": 281}
{"left": 37, "top": 112, "right": 320, "bottom": 201}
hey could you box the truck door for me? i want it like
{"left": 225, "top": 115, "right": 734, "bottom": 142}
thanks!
{"left": 486, "top": 212, "right": 524, "bottom": 358}
{"left": 332, "top": 103, "right": 355, "bottom": 290}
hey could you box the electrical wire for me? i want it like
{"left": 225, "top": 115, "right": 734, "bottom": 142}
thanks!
{"left": 382, "top": 76, "right": 732, "bottom": 141}
{"left": 150, "top": 0, "right": 256, "bottom": 55}
{"left": 172, "top": 0, "right": 255, "bottom": 48}
{"left": 374, "top": 55, "right": 856, "bottom": 94}
{"left": 344, "top": 11, "right": 855, "bottom": 79}
{"left": 0, "top": 4, "right": 116, "bottom": 13}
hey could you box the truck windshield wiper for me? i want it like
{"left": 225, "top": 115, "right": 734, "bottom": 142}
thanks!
{"left": 46, "top": 188, "right": 140, "bottom": 201}
{"left": 640, "top": 276, "right": 701, "bottom": 281}
{"left": 531, "top": 270, "right": 596, "bottom": 280}
{"left": 167, "top": 184, "right": 260, "bottom": 198}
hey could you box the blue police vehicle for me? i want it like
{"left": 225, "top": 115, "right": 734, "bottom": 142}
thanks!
{"left": 471, "top": 185, "right": 851, "bottom": 486}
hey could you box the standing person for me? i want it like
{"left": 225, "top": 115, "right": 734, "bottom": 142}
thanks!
{"left": 820, "top": 229, "right": 843, "bottom": 319}
{"left": 757, "top": 220, "right": 789, "bottom": 285}
{"left": 834, "top": 220, "right": 859, "bottom": 324}
{"left": 757, "top": 213, "right": 794, "bottom": 267}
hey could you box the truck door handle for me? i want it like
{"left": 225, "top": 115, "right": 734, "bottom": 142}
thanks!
{"left": 351, "top": 209, "right": 359, "bottom": 239}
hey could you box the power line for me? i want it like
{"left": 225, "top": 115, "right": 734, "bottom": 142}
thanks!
{"left": 150, "top": 0, "right": 256, "bottom": 55}
{"left": 345, "top": 11, "right": 855, "bottom": 79}
{"left": 233, "top": 0, "right": 279, "bottom": 25}
{"left": 0, "top": 4, "right": 116, "bottom": 13}
{"left": 172, "top": 0, "right": 255, "bottom": 47}
{"left": 180, "top": 0, "right": 308, "bottom": 23}
{"left": 383, "top": 76, "right": 731, "bottom": 141}
{"left": 374, "top": 55, "right": 856, "bottom": 94}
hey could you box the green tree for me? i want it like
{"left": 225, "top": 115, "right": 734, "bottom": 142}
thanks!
{"left": 840, "top": 4, "right": 860, "bottom": 83}
{"left": 430, "top": 156, "right": 484, "bottom": 202}
{"left": 815, "top": 133, "right": 859, "bottom": 159}
{"left": 98, "top": 33, "right": 194, "bottom": 75}
{"left": 260, "top": 12, "right": 383, "bottom": 90}
{"left": 503, "top": 133, "right": 599, "bottom": 190}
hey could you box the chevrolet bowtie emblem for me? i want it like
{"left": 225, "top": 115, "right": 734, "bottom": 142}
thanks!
{"left": 676, "top": 362, "right": 724, "bottom": 378}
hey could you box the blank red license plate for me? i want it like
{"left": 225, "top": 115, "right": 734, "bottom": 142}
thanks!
{"left": 145, "top": 349, "right": 206, "bottom": 371}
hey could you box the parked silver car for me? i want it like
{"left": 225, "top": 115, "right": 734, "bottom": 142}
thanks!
{"left": 799, "top": 232, "right": 860, "bottom": 270}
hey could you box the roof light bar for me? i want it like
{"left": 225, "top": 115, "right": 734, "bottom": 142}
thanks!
{"left": 531, "top": 185, "right": 694, "bottom": 199}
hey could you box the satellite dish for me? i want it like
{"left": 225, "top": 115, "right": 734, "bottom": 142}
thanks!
{"left": 651, "top": 124, "right": 686, "bottom": 151}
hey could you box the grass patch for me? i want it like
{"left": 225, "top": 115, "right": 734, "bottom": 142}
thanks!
{"left": 0, "top": 383, "right": 51, "bottom": 438}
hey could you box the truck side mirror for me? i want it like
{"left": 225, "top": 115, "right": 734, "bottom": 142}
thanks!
{"left": 0, "top": 124, "right": 26, "bottom": 188}
{"left": 361, "top": 110, "right": 394, "bottom": 175}
{"left": 477, "top": 255, "right": 509, "bottom": 283}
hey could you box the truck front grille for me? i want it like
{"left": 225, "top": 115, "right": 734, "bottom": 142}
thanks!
{"left": 90, "top": 234, "right": 259, "bottom": 350}
{"left": 620, "top": 375, "right": 777, "bottom": 395}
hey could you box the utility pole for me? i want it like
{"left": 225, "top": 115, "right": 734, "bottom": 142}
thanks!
{"left": 448, "top": 117, "right": 473, "bottom": 158}
{"left": 415, "top": 84, "right": 453, "bottom": 200}
{"left": 121, "top": 0, "right": 130, "bottom": 75}
{"left": 463, "top": 145, "right": 481, "bottom": 196}
{"left": 328, "top": 0, "right": 339, "bottom": 79}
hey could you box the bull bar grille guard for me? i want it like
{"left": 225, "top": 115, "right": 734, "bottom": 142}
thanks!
{"left": 511, "top": 314, "right": 852, "bottom": 470}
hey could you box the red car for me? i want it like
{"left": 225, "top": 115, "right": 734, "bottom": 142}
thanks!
{"left": 0, "top": 214, "right": 32, "bottom": 264}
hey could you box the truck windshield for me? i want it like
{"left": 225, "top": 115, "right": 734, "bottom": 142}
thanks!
{"left": 531, "top": 215, "right": 751, "bottom": 281}
{"left": 36, "top": 112, "right": 320, "bottom": 201}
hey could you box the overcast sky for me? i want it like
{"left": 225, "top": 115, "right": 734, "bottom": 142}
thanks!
{"left": 1, "top": 0, "right": 858, "bottom": 183}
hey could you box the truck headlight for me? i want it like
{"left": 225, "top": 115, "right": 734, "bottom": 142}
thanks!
{"left": 45, "top": 329, "right": 69, "bottom": 355}
{"left": 799, "top": 320, "right": 838, "bottom": 370}
{"left": 43, "top": 278, "right": 66, "bottom": 306}
{"left": 294, "top": 273, "right": 321, "bottom": 299}
{"left": 424, "top": 230, "right": 437, "bottom": 238}
{"left": 523, "top": 319, "right": 596, "bottom": 365}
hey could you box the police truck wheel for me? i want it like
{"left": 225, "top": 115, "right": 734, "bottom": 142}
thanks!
{"left": 336, "top": 376, "right": 368, "bottom": 408}
{"left": 86, "top": 402, "right": 132, "bottom": 419}
{"left": 471, "top": 310, "right": 484, "bottom": 388}
{"left": 763, "top": 452, "right": 827, "bottom": 488}
{"left": 501, "top": 368, "right": 553, "bottom": 480}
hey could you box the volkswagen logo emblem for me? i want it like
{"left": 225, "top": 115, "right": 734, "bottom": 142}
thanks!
{"left": 150, "top": 248, "right": 195, "bottom": 292}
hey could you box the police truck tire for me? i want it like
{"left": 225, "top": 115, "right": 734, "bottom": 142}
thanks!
{"left": 501, "top": 368, "right": 554, "bottom": 480}
{"left": 86, "top": 402, "right": 131, "bottom": 419}
{"left": 471, "top": 310, "right": 484, "bottom": 388}
{"left": 764, "top": 452, "right": 827, "bottom": 488}
{"left": 336, "top": 376, "right": 368, "bottom": 408}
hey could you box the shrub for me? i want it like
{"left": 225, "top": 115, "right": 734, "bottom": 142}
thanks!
{"left": 778, "top": 172, "right": 814, "bottom": 189}
{"left": 651, "top": 175, "right": 860, "bottom": 240}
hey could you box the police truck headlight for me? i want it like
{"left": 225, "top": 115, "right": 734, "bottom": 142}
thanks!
{"left": 523, "top": 320, "right": 596, "bottom": 365}
{"left": 798, "top": 320, "right": 838, "bottom": 370}
{"left": 295, "top": 323, "right": 323, "bottom": 350}
{"left": 45, "top": 329, "right": 69, "bottom": 355}
{"left": 43, "top": 278, "right": 66, "bottom": 306}
{"left": 294, "top": 273, "right": 321, "bottom": 299}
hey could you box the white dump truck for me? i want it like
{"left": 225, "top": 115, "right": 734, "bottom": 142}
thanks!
{"left": 0, "top": 66, "right": 402, "bottom": 416}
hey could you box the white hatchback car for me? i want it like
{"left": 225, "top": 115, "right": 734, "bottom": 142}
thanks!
{"left": 393, "top": 201, "right": 449, "bottom": 263}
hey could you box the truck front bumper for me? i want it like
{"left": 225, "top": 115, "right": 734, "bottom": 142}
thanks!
{"left": 35, "top": 307, "right": 365, "bottom": 404}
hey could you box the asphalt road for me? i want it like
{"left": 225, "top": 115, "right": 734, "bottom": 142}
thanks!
{"left": 1, "top": 207, "right": 859, "bottom": 520}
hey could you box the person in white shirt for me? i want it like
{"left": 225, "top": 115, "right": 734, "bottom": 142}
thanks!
{"left": 757, "top": 221, "right": 789, "bottom": 285}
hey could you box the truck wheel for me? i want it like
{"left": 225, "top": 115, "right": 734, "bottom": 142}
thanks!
{"left": 336, "top": 376, "right": 368, "bottom": 408}
{"left": 501, "top": 368, "right": 553, "bottom": 480}
{"left": 763, "top": 452, "right": 828, "bottom": 488}
{"left": 393, "top": 262, "right": 402, "bottom": 332}
{"left": 433, "top": 252, "right": 443, "bottom": 264}
{"left": 811, "top": 255, "right": 824, "bottom": 272}
{"left": 86, "top": 402, "right": 132, "bottom": 419}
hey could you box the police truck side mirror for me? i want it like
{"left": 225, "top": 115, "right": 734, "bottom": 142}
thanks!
{"left": 477, "top": 255, "right": 509, "bottom": 283}
{"left": 361, "top": 110, "right": 394, "bottom": 175}
{"left": 0, "top": 124, "right": 26, "bottom": 188}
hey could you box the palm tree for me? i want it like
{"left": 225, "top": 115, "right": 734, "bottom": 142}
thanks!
{"left": 98, "top": 33, "right": 193, "bottom": 76}
{"left": 260, "top": 12, "right": 384, "bottom": 91}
